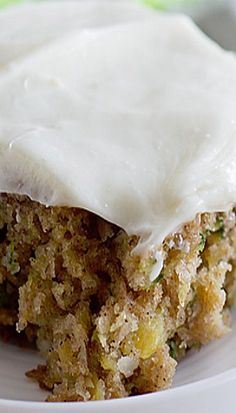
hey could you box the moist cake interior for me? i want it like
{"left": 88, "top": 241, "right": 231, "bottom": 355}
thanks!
{"left": 0, "top": 193, "right": 235, "bottom": 401}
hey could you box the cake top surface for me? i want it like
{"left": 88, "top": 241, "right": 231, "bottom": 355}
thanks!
{"left": 0, "top": 1, "right": 236, "bottom": 252}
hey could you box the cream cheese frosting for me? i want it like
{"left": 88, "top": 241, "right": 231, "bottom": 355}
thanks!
{"left": 0, "top": 1, "right": 236, "bottom": 252}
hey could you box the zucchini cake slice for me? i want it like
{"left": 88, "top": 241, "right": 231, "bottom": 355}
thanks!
{"left": 0, "top": 0, "right": 236, "bottom": 402}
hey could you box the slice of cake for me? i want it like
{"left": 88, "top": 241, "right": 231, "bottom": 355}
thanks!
{"left": 0, "top": 1, "right": 235, "bottom": 402}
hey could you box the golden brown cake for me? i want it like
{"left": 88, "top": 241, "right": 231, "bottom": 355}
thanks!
{"left": 0, "top": 1, "right": 236, "bottom": 402}
{"left": 0, "top": 194, "right": 235, "bottom": 401}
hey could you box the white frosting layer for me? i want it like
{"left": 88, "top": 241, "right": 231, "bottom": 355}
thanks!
{"left": 1, "top": 1, "right": 236, "bottom": 251}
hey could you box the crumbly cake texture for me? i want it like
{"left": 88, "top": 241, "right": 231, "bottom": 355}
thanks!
{"left": 0, "top": 194, "right": 235, "bottom": 401}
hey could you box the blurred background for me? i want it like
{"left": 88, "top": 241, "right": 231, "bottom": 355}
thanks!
{"left": 0, "top": 0, "right": 235, "bottom": 51}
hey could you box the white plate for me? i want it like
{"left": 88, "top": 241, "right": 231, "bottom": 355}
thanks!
{"left": 0, "top": 311, "right": 235, "bottom": 413}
